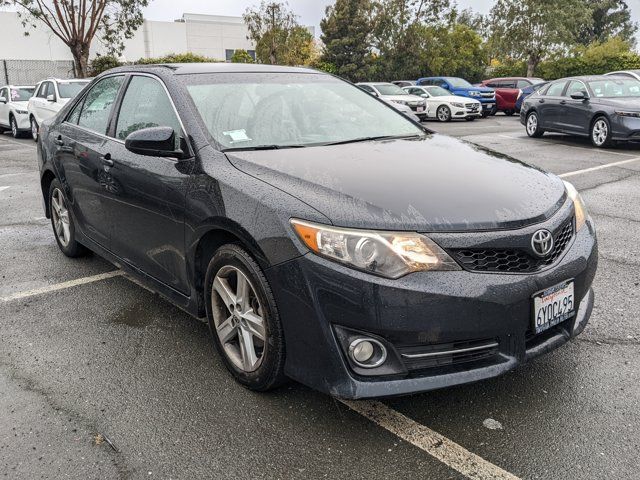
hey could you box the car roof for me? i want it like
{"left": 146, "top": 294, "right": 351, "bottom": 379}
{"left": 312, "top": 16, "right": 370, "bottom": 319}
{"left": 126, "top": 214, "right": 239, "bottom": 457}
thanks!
{"left": 109, "top": 63, "right": 317, "bottom": 76}
{"left": 356, "top": 82, "right": 393, "bottom": 85}
{"left": 552, "top": 75, "right": 615, "bottom": 82}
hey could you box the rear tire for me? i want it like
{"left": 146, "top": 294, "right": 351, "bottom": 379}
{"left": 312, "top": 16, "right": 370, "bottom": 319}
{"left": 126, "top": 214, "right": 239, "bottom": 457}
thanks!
{"left": 590, "top": 116, "right": 612, "bottom": 148}
{"left": 205, "top": 244, "right": 287, "bottom": 392}
{"left": 525, "top": 111, "right": 544, "bottom": 138}
{"left": 504, "top": 110, "right": 514, "bottom": 116}
{"left": 48, "top": 179, "right": 88, "bottom": 258}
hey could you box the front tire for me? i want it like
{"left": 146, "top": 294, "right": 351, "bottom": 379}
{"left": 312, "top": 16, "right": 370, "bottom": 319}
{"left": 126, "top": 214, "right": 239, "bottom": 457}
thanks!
{"left": 205, "top": 244, "right": 287, "bottom": 392}
{"left": 48, "top": 179, "right": 87, "bottom": 257}
{"left": 30, "top": 116, "right": 38, "bottom": 142}
{"left": 10, "top": 115, "right": 21, "bottom": 138}
{"left": 436, "top": 105, "right": 451, "bottom": 122}
{"left": 526, "top": 111, "right": 544, "bottom": 138}
{"left": 590, "top": 116, "right": 612, "bottom": 148}
{"left": 504, "top": 110, "right": 514, "bottom": 116}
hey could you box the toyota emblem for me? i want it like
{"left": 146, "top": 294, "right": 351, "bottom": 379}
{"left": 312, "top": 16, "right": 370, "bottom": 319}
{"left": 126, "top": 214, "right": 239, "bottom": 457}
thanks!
{"left": 531, "top": 229, "right": 554, "bottom": 257}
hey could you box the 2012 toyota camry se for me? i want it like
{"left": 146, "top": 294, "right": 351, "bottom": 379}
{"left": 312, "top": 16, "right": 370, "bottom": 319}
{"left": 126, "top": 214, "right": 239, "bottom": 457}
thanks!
{"left": 37, "top": 64, "right": 598, "bottom": 399}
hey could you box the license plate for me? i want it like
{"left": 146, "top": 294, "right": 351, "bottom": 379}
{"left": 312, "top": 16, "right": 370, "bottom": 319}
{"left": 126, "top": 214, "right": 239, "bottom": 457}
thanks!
{"left": 417, "top": 107, "right": 425, "bottom": 112}
{"left": 533, "top": 281, "right": 575, "bottom": 334}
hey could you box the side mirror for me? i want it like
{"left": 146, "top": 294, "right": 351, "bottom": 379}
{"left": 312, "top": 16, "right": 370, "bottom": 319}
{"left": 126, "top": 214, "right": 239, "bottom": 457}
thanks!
{"left": 370, "top": 91, "right": 379, "bottom": 97}
{"left": 0, "top": 96, "right": 6, "bottom": 104}
{"left": 570, "top": 91, "right": 589, "bottom": 100}
{"left": 46, "top": 94, "right": 55, "bottom": 102}
{"left": 125, "top": 126, "right": 185, "bottom": 159}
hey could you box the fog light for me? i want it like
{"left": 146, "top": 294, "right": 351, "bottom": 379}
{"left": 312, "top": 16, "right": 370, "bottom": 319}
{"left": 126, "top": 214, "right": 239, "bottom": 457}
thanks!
{"left": 348, "top": 338, "right": 387, "bottom": 368}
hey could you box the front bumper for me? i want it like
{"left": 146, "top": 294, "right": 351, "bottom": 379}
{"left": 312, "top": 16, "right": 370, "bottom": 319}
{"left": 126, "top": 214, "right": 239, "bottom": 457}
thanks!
{"left": 266, "top": 215, "right": 598, "bottom": 399}
{"left": 610, "top": 115, "right": 640, "bottom": 141}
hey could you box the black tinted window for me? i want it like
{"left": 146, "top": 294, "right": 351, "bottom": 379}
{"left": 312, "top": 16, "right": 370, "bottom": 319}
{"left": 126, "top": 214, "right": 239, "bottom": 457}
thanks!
{"left": 77, "top": 76, "right": 123, "bottom": 134}
{"left": 115, "top": 76, "right": 182, "bottom": 145}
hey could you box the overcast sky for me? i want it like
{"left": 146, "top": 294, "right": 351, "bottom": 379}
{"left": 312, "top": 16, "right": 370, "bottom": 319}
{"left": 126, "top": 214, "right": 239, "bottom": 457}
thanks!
{"left": 144, "top": 0, "right": 640, "bottom": 39}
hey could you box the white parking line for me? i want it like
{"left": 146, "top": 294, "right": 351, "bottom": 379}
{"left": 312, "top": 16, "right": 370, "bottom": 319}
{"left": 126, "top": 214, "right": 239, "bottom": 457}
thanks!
{"left": 0, "top": 186, "right": 10, "bottom": 193}
{"left": 0, "top": 137, "right": 36, "bottom": 149}
{"left": 0, "top": 270, "right": 125, "bottom": 303}
{"left": 341, "top": 400, "right": 520, "bottom": 480}
{"left": 0, "top": 171, "right": 38, "bottom": 178}
{"left": 559, "top": 156, "right": 640, "bottom": 178}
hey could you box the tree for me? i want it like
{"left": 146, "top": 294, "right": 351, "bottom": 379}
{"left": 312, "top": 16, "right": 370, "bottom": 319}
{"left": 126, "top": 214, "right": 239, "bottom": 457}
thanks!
{"left": 372, "top": 0, "right": 452, "bottom": 79}
{"left": 231, "top": 49, "right": 255, "bottom": 63}
{"left": 577, "top": 0, "right": 638, "bottom": 46}
{"left": 320, "top": 0, "right": 375, "bottom": 82}
{"left": 243, "top": 1, "right": 314, "bottom": 66}
{"left": 3, "top": 0, "right": 148, "bottom": 78}
{"left": 488, "top": 0, "right": 591, "bottom": 76}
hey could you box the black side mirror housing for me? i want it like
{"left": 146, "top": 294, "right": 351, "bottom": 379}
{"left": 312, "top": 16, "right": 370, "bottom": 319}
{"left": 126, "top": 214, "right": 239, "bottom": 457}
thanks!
{"left": 570, "top": 91, "right": 589, "bottom": 100}
{"left": 125, "top": 126, "right": 185, "bottom": 159}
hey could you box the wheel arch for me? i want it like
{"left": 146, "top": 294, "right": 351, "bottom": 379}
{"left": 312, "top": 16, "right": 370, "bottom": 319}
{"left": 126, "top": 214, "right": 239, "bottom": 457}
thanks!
{"left": 191, "top": 220, "right": 271, "bottom": 316}
{"left": 40, "top": 169, "right": 56, "bottom": 218}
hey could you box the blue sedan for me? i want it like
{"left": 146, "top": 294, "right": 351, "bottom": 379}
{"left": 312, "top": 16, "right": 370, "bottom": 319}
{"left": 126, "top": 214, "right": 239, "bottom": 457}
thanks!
{"left": 515, "top": 81, "right": 548, "bottom": 113}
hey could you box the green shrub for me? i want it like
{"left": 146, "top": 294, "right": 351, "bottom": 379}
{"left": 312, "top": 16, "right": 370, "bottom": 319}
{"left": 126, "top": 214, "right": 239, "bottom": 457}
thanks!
{"left": 230, "top": 49, "right": 255, "bottom": 63}
{"left": 135, "top": 52, "right": 222, "bottom": 64}
{"left": 89, "top": 55, "right": 122, "bottom": 76}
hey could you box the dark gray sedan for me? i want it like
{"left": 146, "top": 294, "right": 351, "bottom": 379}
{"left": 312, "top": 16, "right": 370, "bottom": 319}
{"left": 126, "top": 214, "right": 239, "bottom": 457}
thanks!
{"left": 520, "top": 75, "right": 640, "bottom": 147}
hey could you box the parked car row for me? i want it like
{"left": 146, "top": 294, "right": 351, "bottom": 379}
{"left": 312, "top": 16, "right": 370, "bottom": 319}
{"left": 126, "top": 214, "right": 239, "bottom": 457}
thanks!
{"left": 0, "top": 77, "right": 90, "bottom": 139}
{"left": 521, "top": 73, "right": 640, "bottom": 148}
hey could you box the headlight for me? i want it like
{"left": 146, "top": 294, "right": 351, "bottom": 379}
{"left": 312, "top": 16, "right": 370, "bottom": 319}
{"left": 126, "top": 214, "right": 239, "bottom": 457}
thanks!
{"left": 451, "top": 102, "right": 464, "bottom": 108}
{"left": 391, "top": 99, "right": 408, "bottom": 105}
{"left": 615, "top": 110, "right": 640, "bottom": 118}
{"left": 563, "top": 181, "right": 588, "bottom": 231}
{"left": 469, "top": 91, "right": 480, "bottom": 97}
{"left": 15, "top": 109, "right": 28, "bottom": 114}
{"left": 291, "top": 219, "right": 460, "bottom": 279}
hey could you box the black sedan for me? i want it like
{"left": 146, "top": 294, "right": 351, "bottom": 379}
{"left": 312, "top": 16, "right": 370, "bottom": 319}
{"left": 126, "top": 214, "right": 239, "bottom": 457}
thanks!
{"left": 38, "top": 64, "right": 598, "bottom": 399}
{"left": 521, "top": 75, "right": 640, "bottom": 147}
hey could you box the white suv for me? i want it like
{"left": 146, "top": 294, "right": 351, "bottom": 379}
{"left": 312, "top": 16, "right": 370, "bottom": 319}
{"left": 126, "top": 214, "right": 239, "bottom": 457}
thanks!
{"left": 0, "top": 85, "right": 35, "bottom": 138}
{"left": 28, "top": 78, "right": 90, "bottom": 140}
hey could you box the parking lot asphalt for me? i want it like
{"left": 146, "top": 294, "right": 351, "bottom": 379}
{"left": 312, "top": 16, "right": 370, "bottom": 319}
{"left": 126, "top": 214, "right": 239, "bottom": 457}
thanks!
{"left": 1, "top": 116, "right": 639, "bottom": 480}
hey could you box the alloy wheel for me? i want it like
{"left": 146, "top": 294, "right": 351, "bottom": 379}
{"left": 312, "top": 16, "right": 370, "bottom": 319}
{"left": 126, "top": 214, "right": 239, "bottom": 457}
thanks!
{"left": 526, "top": 114, "right": 538, "bottom": 135}
{"left": 10, "top": 117, "right": 17, "bottom": 137}
{"left": 437, "top": 106, "right": 450, "bottom": 122}
{"left": 51, "top": 188, "right": 71, "bottom": 247}
{"left": 211, "top": 266, "right": 266, "bottom": 373}
{"left": 592, "top": 119, "right": 608, "bottom": 146}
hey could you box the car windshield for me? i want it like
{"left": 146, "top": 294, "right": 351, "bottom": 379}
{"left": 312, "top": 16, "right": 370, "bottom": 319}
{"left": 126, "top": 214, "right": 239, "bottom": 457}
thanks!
{"left": 58, "top": 81, "right": 89, "bottom": 98}
{"left": 373, "top": 84, "right": 408, "bottom": 96}
{"left": 183, "top": 73, "right": 424, "bottom": 150}
{"left": 9, "top": 87, "right": 34, "bottom": 101}
{"left": 446, "top": 78, "right": 472, "bottom": 88}
{"left": 588, "top": 78, "right": 640, "bottom": 98}
{"left": 425, "top": 86, "right": 450, "bottom": 97}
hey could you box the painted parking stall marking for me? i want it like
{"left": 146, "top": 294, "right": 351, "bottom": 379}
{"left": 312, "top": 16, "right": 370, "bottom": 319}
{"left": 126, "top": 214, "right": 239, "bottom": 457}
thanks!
{"left": 559, "top": 156, "right": 640, "bottom": 178}
{"left": 341, "top": 400, "right": 521, "bottom": 480}
{"left": 0, "top": 270, "right": 125, "bottom": 303}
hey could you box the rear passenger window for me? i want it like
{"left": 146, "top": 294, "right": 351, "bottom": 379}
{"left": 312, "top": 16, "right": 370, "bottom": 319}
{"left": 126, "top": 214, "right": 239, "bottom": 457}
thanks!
{"left": 115, "top": 76, "right": 182, "bottom": 147}
{"left": 516, "top": 80, "right": 531, "bottom": 89}
{"left": 77, "top": 76, "right": 123, "bottom": 134}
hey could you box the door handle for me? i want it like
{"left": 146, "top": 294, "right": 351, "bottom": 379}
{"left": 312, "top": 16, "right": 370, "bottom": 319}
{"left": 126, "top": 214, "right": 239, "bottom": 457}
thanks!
{"left": 100, "top": 153, "right": 114, "bottom": 167}
{"left": 54, "top": 135, "right": 64, "bottom": 146}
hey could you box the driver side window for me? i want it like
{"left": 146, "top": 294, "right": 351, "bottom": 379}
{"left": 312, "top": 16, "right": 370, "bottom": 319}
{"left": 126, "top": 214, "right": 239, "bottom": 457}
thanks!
{"left": 115, "top": 76, "right": 182, "bottom": 148}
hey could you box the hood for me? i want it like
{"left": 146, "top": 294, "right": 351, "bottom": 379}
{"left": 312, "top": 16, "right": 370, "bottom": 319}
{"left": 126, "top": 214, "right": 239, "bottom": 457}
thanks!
{"left": 226, "top": 135, "right": 566, "bottom": 232}
{"left": 382, "top": 94, "right": 424, "bottom": 104}
{"left": 592, "top": 97, "right": 640, "bottom": 109}
{"left": 11, "top": 100, "right": 29, "bottom": 109}
{"left": 437, "top": 95, "right": 480, "bottom": 104}
{"left": 59, "top": 98, "right": 71, "bottom": 105}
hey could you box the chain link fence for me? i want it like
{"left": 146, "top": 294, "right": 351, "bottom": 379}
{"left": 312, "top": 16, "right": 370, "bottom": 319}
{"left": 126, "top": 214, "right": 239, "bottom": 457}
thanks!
{"left": 0, "top": 60, "right": 75, "bottom": 85}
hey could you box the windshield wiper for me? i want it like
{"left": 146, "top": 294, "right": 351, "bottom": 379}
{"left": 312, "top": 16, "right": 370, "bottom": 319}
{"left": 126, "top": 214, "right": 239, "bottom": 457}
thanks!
{"left": 222, "top": 144, "right": 307, "bottom": 152}
{"left": 324, "top": 134, "right": 424, "bottom": 146}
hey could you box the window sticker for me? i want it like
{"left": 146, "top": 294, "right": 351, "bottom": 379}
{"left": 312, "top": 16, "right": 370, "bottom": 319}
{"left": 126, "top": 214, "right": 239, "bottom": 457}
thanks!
{"left": 223, "top": 129, "right": 252, "bottom": 143}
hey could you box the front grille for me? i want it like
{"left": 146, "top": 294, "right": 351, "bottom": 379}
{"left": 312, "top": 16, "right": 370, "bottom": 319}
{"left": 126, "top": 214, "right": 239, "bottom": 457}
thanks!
{"left": 481, "top": 92, "right": 495, "bottom": 98}
{"left": 398, "top": 338, "right": 499, "bottom": 372}
{"left": 465, "top": 103, "right": 478, "bottom": 109}
{"left": 450, "top": 217, "right": 574, "bottom": 273}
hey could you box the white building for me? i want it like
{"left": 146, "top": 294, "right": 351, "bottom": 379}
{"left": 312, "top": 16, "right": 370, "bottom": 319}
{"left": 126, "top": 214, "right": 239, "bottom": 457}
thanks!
{"left": 0, "top": 11, "right": 261, "bottom": 62}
